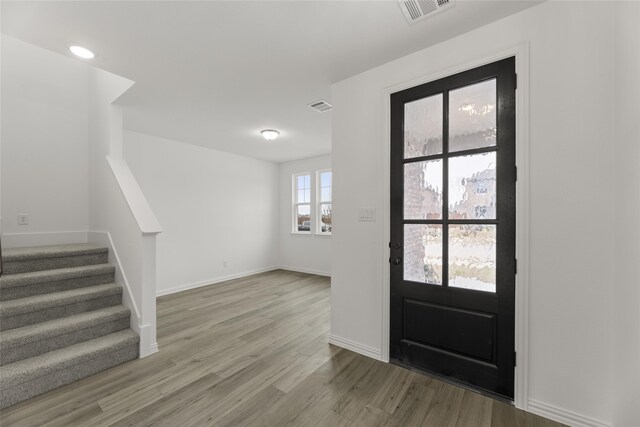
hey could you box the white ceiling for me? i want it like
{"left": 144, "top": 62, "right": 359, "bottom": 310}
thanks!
{"left": 1, "top": 1, "right": 542, "bottom": 163}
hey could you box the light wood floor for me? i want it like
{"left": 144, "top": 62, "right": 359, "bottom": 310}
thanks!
{"left": 1, "top": 270, "right": 563, "bottom": 426}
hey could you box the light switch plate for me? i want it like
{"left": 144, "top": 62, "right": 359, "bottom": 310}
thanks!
{"left": 358, "top": 208, "right": 375, "bottom": 222}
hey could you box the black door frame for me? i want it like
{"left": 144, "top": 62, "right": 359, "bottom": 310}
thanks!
{"left": 386, "top": 56, "right": 518, "bottom": 401}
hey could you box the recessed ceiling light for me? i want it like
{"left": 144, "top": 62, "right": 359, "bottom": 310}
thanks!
{"left": 261, "top": 129, "right": 280, "bottom": 141}
{"left": 69, "top": 45, "right": 95, "bottom": 59}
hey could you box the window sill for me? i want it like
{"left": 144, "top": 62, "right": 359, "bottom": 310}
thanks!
{"left": 289, "top": 232, "right": 331, "bottom": 238}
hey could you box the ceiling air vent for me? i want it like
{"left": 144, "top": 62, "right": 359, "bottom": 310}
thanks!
{"left": 399, "top": 0, "right": 455, "bottom": 24}
{"left": 308, "top": 100, "right": 332, "bottom": 113}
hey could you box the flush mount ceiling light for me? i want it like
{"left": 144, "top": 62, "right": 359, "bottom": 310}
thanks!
{"left": 260, "top": 129, "right": 280, "bottom": 141}
{"left": 69, "top": 45, "right": 95, "bottom": 59}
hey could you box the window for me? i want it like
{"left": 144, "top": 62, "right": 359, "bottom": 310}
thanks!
{"left": 293, "top": 173, "right": 311, "bottom": 233}
{"left": 317, "top": 170, "right": 332, "bottom": 234}
{"left": 292, "top": 169, "right": 332, "bottom": 235}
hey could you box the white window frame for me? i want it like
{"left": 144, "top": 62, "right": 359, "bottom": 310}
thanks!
{"left": 292, "top": 172, "right": 312, "bottom": 234}
{"left": 316, "top": 169, "right": 332, "bottom": 235}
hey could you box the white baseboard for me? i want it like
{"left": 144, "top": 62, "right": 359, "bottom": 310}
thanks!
{"left": 329, "top": 334, "right": 382, "bottom": 361}
{"left": 141, "top": 342, "right": 159, "bottom": 358}
{"left": 137, "top": 322, "right": 158, "bottom": 358}
{"left": 2, "top": 231, "right": 89, "bottom": 248}
{"left": 528, "top": 400, "right": 610, "bottom": 427}
{"left": 278, "top": 265, "right": 331, "bottom": 277}
{"left": 156, "top": 266, "right": 281, "bottom": 297}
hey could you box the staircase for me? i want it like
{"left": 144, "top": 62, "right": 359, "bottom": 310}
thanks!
{"left": 0, "top": 244, "right": 139, "bottom": 409}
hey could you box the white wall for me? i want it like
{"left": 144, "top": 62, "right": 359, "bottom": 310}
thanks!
{"left": 1, "top": 36, "right": 90, "bottom": 241}
{"left": 124, "top": 130, "right": 279, "bottom": 296}
{"left": 331, "top": 2, "right": 636, "bottom": 425}
{"left": 278, "top": 155, "right": 331, "bottom": 276}
{"left": 613, "top": 2, "right": 640, "bottom": 425}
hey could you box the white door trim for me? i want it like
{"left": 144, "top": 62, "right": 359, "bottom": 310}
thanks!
{"left": 380, "top": 42, "right": 530, "bottom": 410}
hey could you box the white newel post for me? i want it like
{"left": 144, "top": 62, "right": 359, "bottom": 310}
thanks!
{"left": 139, "top": 234, "right": 158, "bottom": 356}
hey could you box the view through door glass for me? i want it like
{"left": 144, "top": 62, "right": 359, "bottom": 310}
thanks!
{"left": 390, "top": 57, "right": 516, "bottom": 399}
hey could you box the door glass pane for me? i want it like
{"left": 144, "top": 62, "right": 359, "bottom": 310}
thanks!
{"left": 404, "top": 224, "right": 442, "bottom": 285}
{"left": 449, "top": 152, "right": 496, "bottom": 219}
{"left": 404, "top": 93, "right": 443, "bottom": 158}
{"left": 296, "top": 205, "right": 310, "bottom": 231}
{"left": 449, "top": 224, "right": 496, "bottom": 292}
{"left": 404, "top": 159, "right": 443, "bottom": 219}
{"left": 449, "top": 79, "right": 496, "bottom": 152}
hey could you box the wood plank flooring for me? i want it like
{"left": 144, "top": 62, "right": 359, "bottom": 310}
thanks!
{"left": 0, "top": 270, "right": 563, "bottom": 426}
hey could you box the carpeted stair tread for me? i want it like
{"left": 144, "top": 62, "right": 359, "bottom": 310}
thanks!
{"left": 0, "top": 264, "right": 115, "bottom": 289}
{"left": 0, "top": 330, "right": 139, "bottom": 389}
{"left": 1, "top": 305, "right": 130, "bottom": 349}
{"left": 0, "top": 306, "right": 131, "bottom": 365}
{"left": 2, "top": 244, "right": 109, "bottom": 275}
{"left": 1, "top": 244, "right": 107, "bottom": 262}
{"left": 0, "top": 263, "right": 116, "bottom": 301}
{"left": 0, "top": 283, "right": 122, "bottom": 317}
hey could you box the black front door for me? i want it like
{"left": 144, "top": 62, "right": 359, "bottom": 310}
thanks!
{"left": 389, "top": 57, "right": 516, "bottom": 399}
